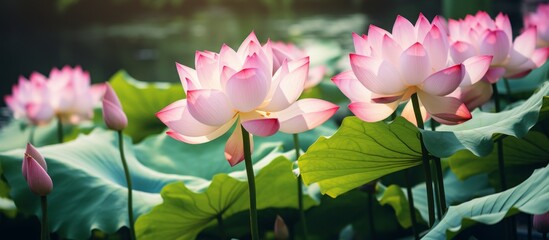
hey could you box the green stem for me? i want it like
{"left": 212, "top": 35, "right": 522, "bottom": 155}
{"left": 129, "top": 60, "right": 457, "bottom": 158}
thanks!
{"left": 430, "top": 120, "right": 447, "bottom": 216}
{"left": 29, "top": 125, "right": 36, "bottom": 145}
{"left": 433, "top": 158, "right": 447, "bottom": 215}
{"left": 528, "top": 215, "right": 532, "bottom": 240}
{"left": 40, "top": 196, "right": 49, "bottom": 240}
{"left": 56, "top": 115, "right": 63, "bottom": 143}
{"left": 367, "top": 192, "right": 376, "bottom": 240}
{"left": 217, "top": 214, "right": 226, "bottom": 240}
{"left": 118, "top": 130, "right": 135, "bottom": 240}
{"left": 293, "top": 134, "right": 308, "bottom": 239}
{"left": 410, "top": 93, "right": 435, "bottom": 227}
{"left": 431, "top": 162, "right": 442, "bottom": 220}
{"left": 405, "top": 169, "right": 419, "bottom": 240}
{"left": 492, "top": 84, "right": 507, "bottom": 191}
{"left": 503, "top": 78, "right": 512, "bottom": 102}
{"left": 241, "top": 126, "right": 259, "bottom": 239}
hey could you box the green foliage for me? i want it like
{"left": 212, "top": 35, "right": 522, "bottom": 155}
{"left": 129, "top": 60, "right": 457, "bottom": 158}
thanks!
{"left": 0, "top": 129, "right": 200, "bottom": 239}
{"left": 448, "top": 131, "right": 549, "bottom": 188}
{"left": 377, "top": 169, "right": 494, "bottom": 227}
{"left": 135, "top": 156, "right": 317, "bottom": 240}
{"left": 422, "top": 83, "right": 549, "bottom": 158}
{"left": 109, "top": 70, "right": 185, "bottom": 142}
{"left": 0, "top": 120, "right": 63, "bottom": 152}
{"left": 299, "top": 117, "right": 423, "bottom": 198}
{"left": 423, "top": 164, "right": 549, "bottom": 239}
{"left": 376, "top": 184, "right": 423, "bottom": 228}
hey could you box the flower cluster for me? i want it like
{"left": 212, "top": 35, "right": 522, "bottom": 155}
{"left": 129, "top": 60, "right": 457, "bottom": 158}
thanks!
{"left": 333, "top": 12, "right": 549, "bottom": 125}
{"left": 157, "top": 32, "right": 338, "bottom": 166}
{"left": 4, "top": 66, "right": 105, "bottom": 125}
{"left": 333, "top": 14, "right": 491, "bottom": 125}
{"left": 524, "top": 3, "right": 549, "bottom": 47}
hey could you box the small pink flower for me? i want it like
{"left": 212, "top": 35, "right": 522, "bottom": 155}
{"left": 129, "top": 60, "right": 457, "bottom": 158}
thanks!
{"left": 524, "top": 3, "right": 549, "bottom": 47}
{"left": 334, "top": 14, "right": 491, "bottom": 125}
{"left": 449, "top": 11, "right": 549, "bottom": 82}
{"left": 271, "top": 41, "right": 327, "bottom": 89}
{"left": 102, "top": 83, "right": 127, "bottom": 131}
{"left": 48, "top": 65, "right": 102, "bottom": 124}
{"left": 22, "top": 143, "right": 52, "bottom": 196}
{"left": 4, "top": 73, "right": 55, "bottom": 125}
{"left": 273, "top": 215, "right": 289, "bottom": 240}
{"left": 157, "top": 32, "right": 339, "bottom": 166}
{"left": 534, "top": 212, "right": 549, "bottom": 234}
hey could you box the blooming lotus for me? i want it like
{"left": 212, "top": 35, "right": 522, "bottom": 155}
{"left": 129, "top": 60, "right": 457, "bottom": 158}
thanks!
{"left": 22, "top": 143, "right": 52, "bottom": 196}
{"left": 524, "top": 3, "right": 549, "bottom": 47}
{"left": 4, "top": 73, "right": 55, "bottom": 125}
{"left": 271, "top": 41, "right": 327, "bottom": 89}
{"left": 157, "top": 32, "right": 339, "bottom": 166}
{"left": 449, "top": 11, "right": 549, "bottom": 82}
{"left": 333, "top": 14, "right": 491, "bottom": 125}
{"left": 48, "top": 65, "right": 104, "bottom": 124}
{"left": 102, "top": 83, "right": 128, "bottom": 131}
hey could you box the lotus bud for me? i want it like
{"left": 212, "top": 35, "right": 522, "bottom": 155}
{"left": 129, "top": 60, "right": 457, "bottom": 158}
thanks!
{"left": 534, "top": 212, "right": 549, "bottom": 234}
{"left": 22, "top": 143, "right": 52, "bottom": 196}
{"left": 274, "top": 215, "right": 289, "bottom": 240}
{"left": 102, "top": 83, "right": 127, "bottom": 131}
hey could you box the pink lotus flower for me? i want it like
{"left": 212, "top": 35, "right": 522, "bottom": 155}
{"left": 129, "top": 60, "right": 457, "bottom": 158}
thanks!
{"left": 102, "top": 83, "right": 127, "bottom": 131}
{"left": 157, "top": 32, "right": 339, "bottom": 166}
{"left": 48, "top": 65, "right": 104, "bottom": 124}
{"left": 333, "top": 14, "right": 491, "bottom": 125}
{"left": 271, "top": 41, "right": 327, "bottom": 89}
{"left": 22, "top": 143, "right": 53, "bottom": 196}
{"left": 524, "top": 3, "right": 549, "bottom": 47}
{"left": 449, "top": 11, "right": 549, "bottom": 82}
{"left": 4, "top": 73, "right": 55, "bottom": 125}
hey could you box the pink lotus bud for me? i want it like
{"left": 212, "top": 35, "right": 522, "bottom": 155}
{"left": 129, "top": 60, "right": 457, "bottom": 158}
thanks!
{"left": 102, "top": 83, "right": 127, "bottom": 131}
{"left": 22, "top": 143, "right": 52, "bottom": 196}
{"left": 274, "top": 215, "right": 289, "bottom": 240}
{"left": 534, "top": 212, "right": 549, "bottom": 234}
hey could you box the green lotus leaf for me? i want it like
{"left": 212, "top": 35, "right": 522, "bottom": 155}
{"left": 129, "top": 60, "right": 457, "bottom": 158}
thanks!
{"left": 423, "top": 163, "right": 549, "bottom": 239}
{"left": 496, "top": 61, "right": 549, "bottom": 96}
{"left": 135, "top": 121, "right": 337, "bottom": 180}
{"left": 135, "top": 156, "right": 317, "bottom": 240}
{"left": 377, "top": 168, "right": 494, "bottom": 228}
{"left": 0, "top": 120, "right": 66, "bottom": 152}
{"left": 299, "top": 116, "right": 423, "bottom": 198}
{"left": 0, "top": 128, "right": 203, "bottom": 239}
{"left": 448, "top": 131, "right": 549, "bottom": 188}
{"left": 423, "top": 82, "right": 549, "bottom": 158}
{"left": 109, "top": 70, "right": 185, "bottom": 142}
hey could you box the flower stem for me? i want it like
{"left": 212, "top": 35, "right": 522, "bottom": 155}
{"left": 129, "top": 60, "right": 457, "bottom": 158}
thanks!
{"left": 492, "top": 84, "right": 507, "bottom": 191}
{"left": 367, "top": 192, "right": 376, "bottom": 240}
{"left": 293, "top": 133, "right": 308, "bottom": 239}
{"left": 29, "top": 125, "right": 36, "bottom": 145}
{"left": 410, "top": 93, "right": 435, "bottom": 227}
{"left": 405, "top": 169, "right": 419, "bottom": 240}
{"left": 433, "top": 158, "right": 446, "bottom": 215}
{"left": 40, "top": 196, "right": 49, "bottom": 240}
{"left": 241, "top": 126, "right": 259, "bottom": 240}
{"left": 117, "top": 130, "right": 135, "bottom": 240}
{"left": 56, "top": 115, "right": 63, "bottom": 143}
{"left": 503, "top": 78, "right": 512, "bottom": 102}
{"left": 528, "top": 215, "right": 532, "bottom": 240}
{"left": 430, "top": 121, "right": 447, "bottom": 216}
{"left": 217, "top": 213, "right": 226, "bottom": 240}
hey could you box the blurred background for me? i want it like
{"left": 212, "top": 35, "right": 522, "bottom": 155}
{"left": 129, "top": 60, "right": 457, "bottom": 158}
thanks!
{"left": 0, "top": 0, "right": 538, "bottom": 107}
